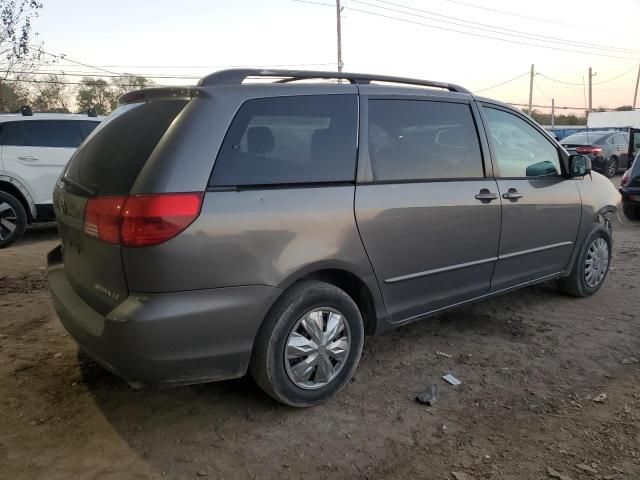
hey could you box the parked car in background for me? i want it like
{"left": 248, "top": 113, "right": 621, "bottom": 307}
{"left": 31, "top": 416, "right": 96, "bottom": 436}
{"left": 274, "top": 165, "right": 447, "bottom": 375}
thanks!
{"left": 48, "top": 69, "right": 620, "bottom": 407}
{"left": 620, "top": 153, "right": 640, "bottom": 220}
{"left": 560, "top": 130, "right": 630, "bottom": 178}
{"left": 0, "top": 108, "right": 102, "bottom": 247}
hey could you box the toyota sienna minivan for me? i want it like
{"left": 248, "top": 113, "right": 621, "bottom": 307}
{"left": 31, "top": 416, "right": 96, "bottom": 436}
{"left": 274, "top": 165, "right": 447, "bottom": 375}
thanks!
{"left": 48, "top": 69, "right": 620, "bottom": 407}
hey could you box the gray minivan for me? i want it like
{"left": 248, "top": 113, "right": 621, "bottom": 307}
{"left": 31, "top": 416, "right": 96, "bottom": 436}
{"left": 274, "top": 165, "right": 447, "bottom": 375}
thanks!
{"left": 48, "top": 69, "right": 620, "bottom": 407}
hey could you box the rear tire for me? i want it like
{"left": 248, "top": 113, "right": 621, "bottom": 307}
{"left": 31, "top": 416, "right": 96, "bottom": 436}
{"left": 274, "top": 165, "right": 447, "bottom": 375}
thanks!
{"left": 603, "top": 157, "right": 618, "bottom": 178}
{"left": 0, "top": 191, "right": 27, "bottom": 248}
{"left": 250, "top": 280, "right": 364, "bottom": 407}
{"left": 558, "top": 226, "right": 612, "bottom": 297}
{"left": 623, "top": 202, "right": 640, "bottom": 221}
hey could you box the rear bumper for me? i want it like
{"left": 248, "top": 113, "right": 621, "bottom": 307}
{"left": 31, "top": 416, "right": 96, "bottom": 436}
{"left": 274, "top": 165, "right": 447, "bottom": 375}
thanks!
{"left": 619, "top": 186, "right": 640, "bottom": 205}
{"left": 47, "top": 245, "right": 281, "bottom": 386}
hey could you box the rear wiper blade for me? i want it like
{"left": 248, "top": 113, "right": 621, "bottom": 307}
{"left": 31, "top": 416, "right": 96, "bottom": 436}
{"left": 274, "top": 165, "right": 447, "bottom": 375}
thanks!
{"left": 60, "top": 175, "right": 96, "bottom": 197}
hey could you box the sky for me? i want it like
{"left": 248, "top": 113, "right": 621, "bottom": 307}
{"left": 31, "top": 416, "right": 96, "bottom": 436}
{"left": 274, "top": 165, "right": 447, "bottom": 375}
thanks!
{"left": 30, "top": 0, "right": 640, "bottom": 113}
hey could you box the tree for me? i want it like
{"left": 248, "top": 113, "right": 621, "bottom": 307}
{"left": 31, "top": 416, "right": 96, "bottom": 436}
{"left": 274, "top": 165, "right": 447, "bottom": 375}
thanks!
{"left": 32, "top": 74, "right": 70, "bottom": 112}
{"left": 108, "top": 74, "right": 151, "bottom": 110}
{"left": 615, "top": 105, "right": 633, "bottom": 111}
{"left": 1, "top": 0, "right": 45, "bottom": 79}
{"left": 0, "top": 78, "right": 29, "bottom": 111}
{"left": 75, "top": 77, "right": 111, "bottom": 115}
{"left": 0, "top": 1, "right": 46, "bottom": 111}
{"left": 76, "top": 74, "right": 153, "bottom": 115}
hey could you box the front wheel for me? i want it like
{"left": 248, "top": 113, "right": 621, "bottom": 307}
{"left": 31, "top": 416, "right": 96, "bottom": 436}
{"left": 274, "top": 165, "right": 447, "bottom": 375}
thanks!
{"left": 0, "top": 191, "right": 28, "bottom": 248}
{"left": 603, "top": 157, "right": 618, "bottom": 178}
{"left": 250, "top": 281, "right": 364, "bottom": 407}
{"left": 558, "top": 226, "right": 612, "bottom": 297}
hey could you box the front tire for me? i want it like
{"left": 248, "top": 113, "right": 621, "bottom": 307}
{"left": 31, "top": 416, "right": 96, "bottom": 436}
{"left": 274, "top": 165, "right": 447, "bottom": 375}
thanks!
{"left": 558, "top": 226, "right": 612, "bottom": 297}
{"left": 250, "top": 280, "right": 364, "bottom": 407}
{"left": 0, "top": 191, "right": 27, "bottom": 248}
{"left": 603, "top": 157, "right": 618, "bottom": 178}
{"left": 623, "top": 202, "right": 640, "bottom": 221}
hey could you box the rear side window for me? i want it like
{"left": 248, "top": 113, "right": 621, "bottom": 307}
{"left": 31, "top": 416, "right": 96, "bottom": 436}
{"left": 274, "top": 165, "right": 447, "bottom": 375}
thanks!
{"left": 210, "top": 95, "right": 358, "bottom": 186}
{"left": 0, "top": 122, "right": 26, "bottom": 146}
{"left": 80, "top": 121, "right": 100, "bottom": 139}
{"left": 22, "top": 121, "right": 84, "bottom": 148}
{"left": 64, "top": 100, "right": 187, "bottom": 196}
{"left": 367, "top": 99, "right": 483, "bottom": 181}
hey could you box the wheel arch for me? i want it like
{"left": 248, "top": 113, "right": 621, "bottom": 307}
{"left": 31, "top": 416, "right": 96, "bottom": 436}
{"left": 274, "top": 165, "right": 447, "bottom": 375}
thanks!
{"left": 0, "top": 176, "right": 37, "bottom": 221}
{"left": 272, "top": 263, "right": 387, "bottom": 336}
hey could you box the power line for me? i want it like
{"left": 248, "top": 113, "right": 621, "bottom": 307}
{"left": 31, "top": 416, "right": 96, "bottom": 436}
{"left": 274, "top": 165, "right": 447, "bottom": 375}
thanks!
{"left": 474, "top": 72, "right": 529, "bottom": 93}
{"left": 507, "top": 102, "right": 602, "bottom": 111}
{"left": 352, "top": 0, "right": 640, "bottom": 55}
{"left": 44, "top": 62, "right": 337, "bottom": 70}
{"left": 533, "top": 77, "right": 552, "bottom": 101}
{"left": 5, "top": 70, "right": 201, "bottom": 80}
{"left": 339, "top": 4, "right": 639, "bottom": 60}
{"left": 1, "top": 78, "right": 144, "bottom": 87}
{"left": 436, "top": 0, "right": 640, "bottom": 41}
{"left": 538, "top": 63, "right": 640, "bottom": 86}
{"left": 31, "top": 47, "right": 127, "bottom": 77}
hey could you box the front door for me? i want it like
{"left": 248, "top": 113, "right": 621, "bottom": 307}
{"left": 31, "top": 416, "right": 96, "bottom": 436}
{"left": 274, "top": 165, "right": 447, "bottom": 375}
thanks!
{"left": 480, "top": 105, "right": 581, "bottom": 291}
{"left": 355, "top": 97, "right": 501, "bottom": 323}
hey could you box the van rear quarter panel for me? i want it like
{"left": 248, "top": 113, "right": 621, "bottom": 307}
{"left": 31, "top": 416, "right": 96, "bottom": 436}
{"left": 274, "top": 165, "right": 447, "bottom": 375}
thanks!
{"left": 122, "top": 186, "right": 381, "bottom": 302}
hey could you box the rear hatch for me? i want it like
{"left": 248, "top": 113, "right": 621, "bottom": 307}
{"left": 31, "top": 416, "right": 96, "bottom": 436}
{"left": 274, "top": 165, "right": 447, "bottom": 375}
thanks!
{"left": 53, "top": 98, "right": 189, "bottom": 315}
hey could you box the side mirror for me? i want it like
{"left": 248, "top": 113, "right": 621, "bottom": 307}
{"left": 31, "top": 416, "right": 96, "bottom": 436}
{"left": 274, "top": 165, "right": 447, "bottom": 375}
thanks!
{"left": 526, "top": 160, "right": 559, "bottom": 177}
{"left": 569, "top": 154, "right": 591, "bottom": 177}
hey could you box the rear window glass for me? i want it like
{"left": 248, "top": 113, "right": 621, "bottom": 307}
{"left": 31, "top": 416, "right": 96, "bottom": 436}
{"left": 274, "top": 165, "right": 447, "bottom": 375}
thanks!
{"left": 368, "top": 99, "right": 483, "bottom": 181}
{"left": 561, "top": 132, "right": 607, "bottom": 145}
{"left": 64, "top": 100, "right": 187, "bottom": 196}
{"left": 210, "top": 94, "right": 358, "bottom": 186}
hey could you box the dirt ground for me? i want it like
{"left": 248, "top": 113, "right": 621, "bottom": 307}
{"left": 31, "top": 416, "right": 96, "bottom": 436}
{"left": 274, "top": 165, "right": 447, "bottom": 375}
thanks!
{"left": 1, "top": 180, "right": 639, "bottom": 480}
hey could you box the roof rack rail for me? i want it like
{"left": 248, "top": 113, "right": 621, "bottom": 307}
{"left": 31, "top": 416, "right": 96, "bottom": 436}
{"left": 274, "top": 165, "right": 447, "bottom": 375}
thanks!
{"left": 198, "top": 69, "right": 471, "bottom": 94}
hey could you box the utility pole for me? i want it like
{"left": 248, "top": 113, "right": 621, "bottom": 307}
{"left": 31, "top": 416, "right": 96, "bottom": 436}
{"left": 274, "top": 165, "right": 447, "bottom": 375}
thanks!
{"left": 633, "top": 63, "right": 640, "bottom": 109}
{"left": 528, "top": 64, "right": 534, "bottom": 116}
{"left": 551, "top": 98, "right": 555, "bottom": 128}
{"left": 336, "top": 0, "right": 343, "bottom": 72}
{"left": 588, "top": 67, "right": 593, "bottom": 112}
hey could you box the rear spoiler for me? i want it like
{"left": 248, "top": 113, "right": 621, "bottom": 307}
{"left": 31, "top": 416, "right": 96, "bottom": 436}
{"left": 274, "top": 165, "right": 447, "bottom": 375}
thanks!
{"left": 118, "top": 87, "right": 197, "bottom": 105}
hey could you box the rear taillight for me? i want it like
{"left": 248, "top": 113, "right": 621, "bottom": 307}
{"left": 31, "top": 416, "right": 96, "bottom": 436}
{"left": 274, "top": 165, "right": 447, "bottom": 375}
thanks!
{"left": 84, "top": 196, "right": 126, "bottom": 244}
{"left": 575, "top": 146, "right": 602, "bottom": 155}
{"left": 84, "top": 193, "right": 203, "bottom": 247}
{"left": 621, "top": 170, "right": 630, "bottom": 186}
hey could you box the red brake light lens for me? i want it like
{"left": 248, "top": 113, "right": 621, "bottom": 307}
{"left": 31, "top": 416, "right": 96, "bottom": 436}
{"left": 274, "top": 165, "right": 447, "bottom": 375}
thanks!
{"left": 84, "top": 193, "right": 203, "bottom": 247}
{"left": 84, "top": 196, "right": 126, "bottom": 244}
{"left": 121, "top": 193, "right": 203, "bottom": 247}
{"left": 575, "top": 146, "right": 602, "bottom": 155}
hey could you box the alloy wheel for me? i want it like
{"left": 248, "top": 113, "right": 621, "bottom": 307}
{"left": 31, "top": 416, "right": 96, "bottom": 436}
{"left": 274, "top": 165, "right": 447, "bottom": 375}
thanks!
{"left": 0, "top": 201, "right": 18, "bottom": 241}
{"left": 284, "top": 307, "right": 351, "bottom": 390}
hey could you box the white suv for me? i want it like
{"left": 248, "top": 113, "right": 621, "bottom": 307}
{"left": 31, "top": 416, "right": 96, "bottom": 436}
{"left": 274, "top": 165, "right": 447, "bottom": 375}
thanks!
{"left": 0, "top": 108, "right": 102, "bottom": 247}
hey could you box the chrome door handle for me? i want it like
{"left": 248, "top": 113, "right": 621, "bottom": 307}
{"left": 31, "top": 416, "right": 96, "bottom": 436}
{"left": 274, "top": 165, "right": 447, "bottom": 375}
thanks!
{"left": 17, "top": 155, "right": 38, "bottom": 161}
{"left": 475, "top": 189, "right": 499, "bottom": 202}
{"left": 502, "top": 188, "right": 523, "bottom": 201}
